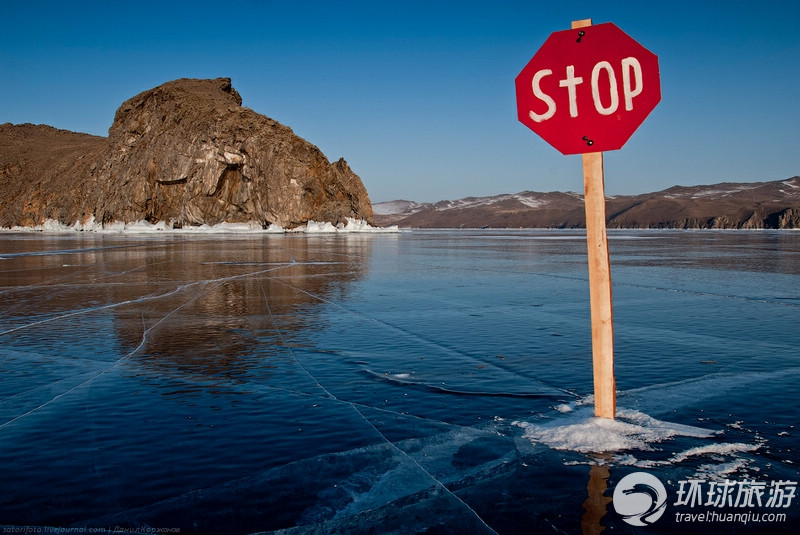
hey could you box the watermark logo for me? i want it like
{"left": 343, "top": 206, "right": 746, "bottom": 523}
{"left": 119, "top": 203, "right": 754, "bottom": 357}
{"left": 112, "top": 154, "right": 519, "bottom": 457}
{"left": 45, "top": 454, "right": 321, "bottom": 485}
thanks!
{"left": 612, "top": 472, "right": 668, "bottom": 526}
{"left": 674, "top": 478, "right": 796, "bottom": 509}
{"left": 611, "top": 471, "right": 795, "bottom": 527}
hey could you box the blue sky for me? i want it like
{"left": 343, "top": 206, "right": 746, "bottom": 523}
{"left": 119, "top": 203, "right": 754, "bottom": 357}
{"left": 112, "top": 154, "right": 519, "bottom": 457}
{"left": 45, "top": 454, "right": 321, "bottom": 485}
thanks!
{"left": 2, "top": 1, "right": 798, "bottom": 202}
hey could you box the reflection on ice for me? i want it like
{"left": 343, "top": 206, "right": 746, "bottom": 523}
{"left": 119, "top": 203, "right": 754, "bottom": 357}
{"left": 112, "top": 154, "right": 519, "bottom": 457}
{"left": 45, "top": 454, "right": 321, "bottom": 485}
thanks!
{"left": 1, "top": 230, "right": 798, "bottom": 533}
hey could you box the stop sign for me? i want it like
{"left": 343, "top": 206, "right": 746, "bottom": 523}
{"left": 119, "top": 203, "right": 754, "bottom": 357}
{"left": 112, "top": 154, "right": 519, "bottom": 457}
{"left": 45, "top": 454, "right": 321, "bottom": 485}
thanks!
{"left": 516, "top": 22, "right": 660, "bottom": 155}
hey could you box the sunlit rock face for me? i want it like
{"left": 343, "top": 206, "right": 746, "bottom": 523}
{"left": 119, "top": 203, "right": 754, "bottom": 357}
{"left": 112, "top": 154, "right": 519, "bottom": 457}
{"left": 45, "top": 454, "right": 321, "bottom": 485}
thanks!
{"left": 1, "top": 78, "right": 373, "bottom": 229}
{"left": 0, "top": 123, "right": 105, "bottom": 228}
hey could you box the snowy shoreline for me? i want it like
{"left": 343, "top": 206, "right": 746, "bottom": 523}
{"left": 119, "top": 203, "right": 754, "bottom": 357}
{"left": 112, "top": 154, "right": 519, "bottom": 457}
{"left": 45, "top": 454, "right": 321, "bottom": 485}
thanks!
{"left": 0, "top": 217, "right": 399, "bottom": 234}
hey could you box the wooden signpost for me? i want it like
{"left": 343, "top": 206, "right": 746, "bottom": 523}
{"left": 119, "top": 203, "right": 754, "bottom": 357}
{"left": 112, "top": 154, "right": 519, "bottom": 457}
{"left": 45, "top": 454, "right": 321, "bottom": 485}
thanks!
{"left": 515, "top": 19, "right": 661, "bottom": 418}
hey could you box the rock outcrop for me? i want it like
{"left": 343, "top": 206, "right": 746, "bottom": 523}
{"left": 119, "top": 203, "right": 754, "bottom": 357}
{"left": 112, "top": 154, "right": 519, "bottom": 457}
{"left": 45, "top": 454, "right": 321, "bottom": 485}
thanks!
{"left": 1, "top": 78, "right": 373, "bottom": 228}
{"left": 0, "top": 124, "right": 106, "bottom": 227}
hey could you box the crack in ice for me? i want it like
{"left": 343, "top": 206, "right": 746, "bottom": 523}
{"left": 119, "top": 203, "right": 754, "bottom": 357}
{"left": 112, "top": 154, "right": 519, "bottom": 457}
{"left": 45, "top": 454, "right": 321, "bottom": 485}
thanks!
{"left": 0, "top": 261, "right": 312, "bottom": 429}
{"left": 256, "top": 279, "right": 499, "bottom": 534}
{"left": 0, "top": 263, "right": 297, "bottom": 337}
{"left": 268, "top": 275, "right": 576, "bottom": 400}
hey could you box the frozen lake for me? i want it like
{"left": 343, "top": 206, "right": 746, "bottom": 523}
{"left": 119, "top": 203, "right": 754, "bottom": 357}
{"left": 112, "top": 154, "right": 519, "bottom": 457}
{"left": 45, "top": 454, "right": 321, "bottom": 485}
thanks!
{"left": 1, "top": 229, "right": 798, "bottom": 534}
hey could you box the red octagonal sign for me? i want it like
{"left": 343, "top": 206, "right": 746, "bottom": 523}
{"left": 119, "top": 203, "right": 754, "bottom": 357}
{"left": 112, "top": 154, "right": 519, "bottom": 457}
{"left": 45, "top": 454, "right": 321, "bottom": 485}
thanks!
{"left": 516, "top": 22, "right": 661, "bottom": 155}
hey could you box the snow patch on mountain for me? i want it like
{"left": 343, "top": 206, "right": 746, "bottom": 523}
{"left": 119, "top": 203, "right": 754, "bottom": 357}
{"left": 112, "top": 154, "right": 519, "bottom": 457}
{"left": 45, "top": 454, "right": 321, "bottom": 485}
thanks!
{"left": 372, "top": 200, "right": 426, "bottom": 216}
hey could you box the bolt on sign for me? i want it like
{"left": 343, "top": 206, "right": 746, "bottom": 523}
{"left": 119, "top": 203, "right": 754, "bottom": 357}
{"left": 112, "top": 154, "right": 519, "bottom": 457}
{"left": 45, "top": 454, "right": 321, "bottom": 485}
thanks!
{"left": 515, "top": 20, "right": 661, "bottom": 419}
{"left": 515, "top": 21, "right": 661, "bottom": 155}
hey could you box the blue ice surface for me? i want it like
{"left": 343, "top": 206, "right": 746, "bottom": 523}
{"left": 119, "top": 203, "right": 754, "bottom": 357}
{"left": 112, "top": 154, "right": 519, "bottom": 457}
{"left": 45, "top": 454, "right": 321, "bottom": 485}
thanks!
{"left": 0, "top": 229, "right": 798, "bottom": 534}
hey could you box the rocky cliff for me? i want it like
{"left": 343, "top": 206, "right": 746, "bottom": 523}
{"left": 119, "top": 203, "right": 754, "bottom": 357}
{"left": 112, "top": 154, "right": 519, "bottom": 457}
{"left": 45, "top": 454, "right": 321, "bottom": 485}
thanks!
{"left": 374, "top": 177, "right": 800, "bottom": 229}
{"left": 0, "top": 124, "right": 106, "bottom": 227}
{"left": 1, "top": 78, "right": 373, "bottom": 228}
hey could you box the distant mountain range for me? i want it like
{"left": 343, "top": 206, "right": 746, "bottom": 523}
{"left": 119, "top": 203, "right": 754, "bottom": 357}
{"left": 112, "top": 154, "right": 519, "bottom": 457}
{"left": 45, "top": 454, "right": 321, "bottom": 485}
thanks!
{"left": 373, "top": 177, "right": 800, "bottom": 229}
